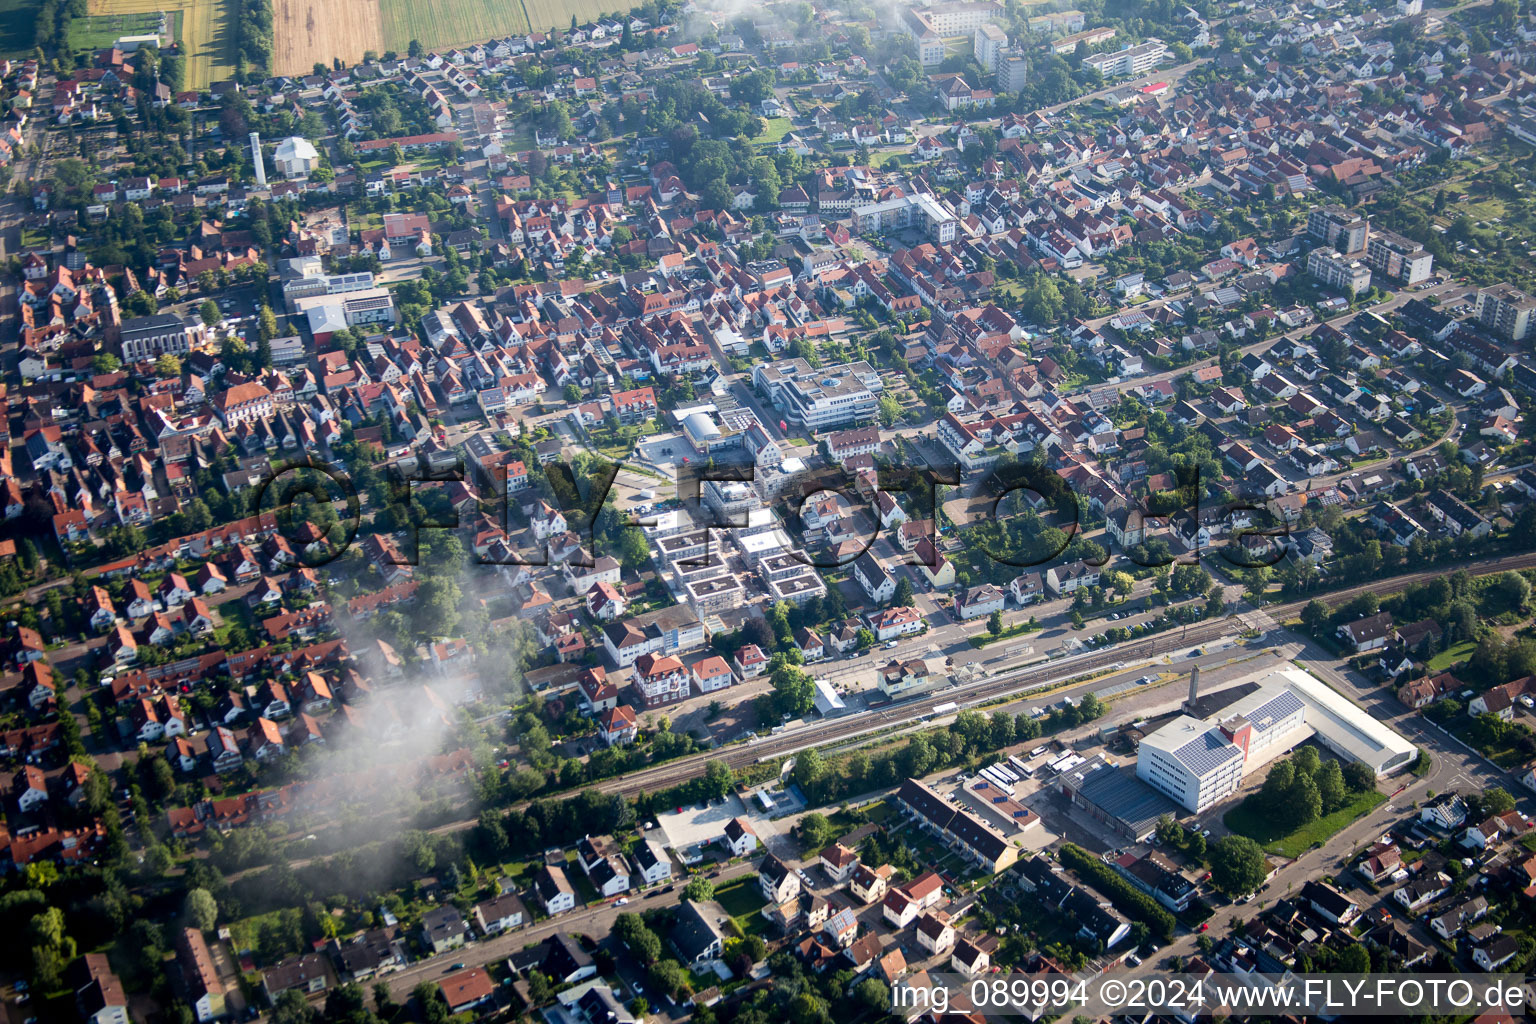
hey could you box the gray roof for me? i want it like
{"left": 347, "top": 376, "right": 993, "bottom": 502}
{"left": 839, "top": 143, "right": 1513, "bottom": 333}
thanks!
{"left": 1066, "top": 758, "right": 1182, "bottom": 836}
{"left": 669, "top": 900, "right": 724, "bottom": 961}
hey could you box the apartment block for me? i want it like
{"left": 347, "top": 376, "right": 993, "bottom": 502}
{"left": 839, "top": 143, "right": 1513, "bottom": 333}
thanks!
{"left": 1475, "top": 283, "right": 1535, "bottom": 342}
{"left": 1307, "top": 205, "right": 1369, "bottom": 254}
{"left": 1366, "top": 229, "right": 1433, "bottom": 285}
{"left": 1307, "top": 247, "right": 1372, "bottom": 294}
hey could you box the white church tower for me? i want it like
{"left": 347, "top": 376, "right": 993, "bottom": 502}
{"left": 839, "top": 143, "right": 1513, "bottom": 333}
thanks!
{"left": 250, "top": 132, "right": 267, "bottom": 187}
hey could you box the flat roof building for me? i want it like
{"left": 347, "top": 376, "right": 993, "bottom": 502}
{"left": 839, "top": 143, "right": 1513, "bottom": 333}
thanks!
{"left": 1135, "top": 667, "right": 1415, "bottom": 813}
{"left": 852, "top": 192, "right": 959, "bottom": 244}
{"left": 1366, "top": 228, "right": 1434, "bottom": 285}
{"left": 1475, "top": 283, "right": 1535, "bottom": 342}
{"left": 752, "top": 358, "right": 885, "bottom": 431}
{"left": 1307, "top": 246, "right": 1372, "bottom": 295}
{"left": 1083, "top": 39, "right": 1167, "bottom": 77}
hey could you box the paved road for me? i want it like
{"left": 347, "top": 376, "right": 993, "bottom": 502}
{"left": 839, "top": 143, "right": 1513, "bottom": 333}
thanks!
{"left": 375, "top": 860, "right": 756, "bottom": 1003}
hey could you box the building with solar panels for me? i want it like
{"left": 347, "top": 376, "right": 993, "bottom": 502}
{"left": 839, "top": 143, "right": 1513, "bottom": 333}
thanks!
{"left": 1137, "top": 715, "right": 1251, "bottom": 812}
{"left": 1138, "top": 688, "right": 1307, "bottom": 812}
{"left": 1135, "top": 667, "right": 1414, "bottom": 813}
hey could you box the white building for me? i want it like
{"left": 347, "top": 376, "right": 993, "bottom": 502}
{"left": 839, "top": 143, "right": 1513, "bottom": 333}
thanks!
{"left": 1136, "top": 667, "right": 1415, "bottom": 813}
{"left": 1136, "top": 714, "right": 1251, "bottom": 813}
{"left": 119, "top": 313, "right": 206, "bottom": 363}
{"left": 273, "top": 136, "right": 320, "bottom": 178}
{"left": 1366, "top": 229, "right": 1433, "bottom": 285}
{"left": 974, "top": 23, "right": 1008, "bottom": 70}
{"left": 752, "top": 358, "right": 885, "bottom": 430}
{"left": 852, "top": 192, "right": 959, "bottom": 244}
{"left": 1083, "top": 39, "right": 1168, "bottom": 78}
{"left": 1308, "top": 247, "right": 1372, "bottom": 294}
{"left": 1475, "top": 283, "right": 1535, "bottom": 342}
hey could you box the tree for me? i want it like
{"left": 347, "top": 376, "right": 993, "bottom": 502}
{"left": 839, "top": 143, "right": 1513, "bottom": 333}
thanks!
{"left": 1334, "top": 942, "right": 1370, "bottom": 974}
{"left": 1342, "top": 761, "right": 1375, "bottom": 794}
{"left": 793, "top": 749, "right": 826, "bottom": 793}
{"left": 199, "top": 299, "right": 222, "bottom": 326}
{"left": 648, "top": 960, "right": 693, "bottom": 1002}
{"left": 682, "top": 876, "right": 715, "bottom": 902}
{"left": 1316, "top": 759, "right": 1346, "bottom": 814}
{"left": 525, "top": 971, "right": 552, "bottom": 1007}
{"left": 1286, "top": 774, "right": 1323, "bottom": 831}
{"left": 1300, "top": 599, "right": 1330, "bottom": 634}
{"left": 272, "top": 989, "right": 316, "bottom": 1024}
{"left": 893, "top": 577, "right": 914, "bottom": 607}
{"left": 987, "top": 610, "right": 1003, "bottom": 636}
{"left": 877, "top": 393, "right": 901, "bottom": 427}
{"left": 1479, "top": 787, "right": 1516, "bottom": 817}
{"left": 1077, "top": 693, "right": 1104, "bottom": 721}
{"left": 770, "top": 661, "right": 815, "bottom": 718}
{"left": 855, "top": 979, "right": 891, "bottom": 1012}
{"left": 1494, "top": 571, "right": 1530, "bottom": 613}
{"left": 259, "top": 305, "right": 278, "bottom": 344}
{"left": 1209, "top": 835, "right": 1267, "bottom": 898}
{"left": 702, "top": 760, "right": 734, "bottom": 799}
{"left": 614, "top": 914, "right": 662, "bottom": 964}
{"left": 798, "top": 811, "right": 834, "bottom": 851}
{"left": 184, "top": 888, "right": 217, "bottom": 932}
{"left": 156, "top": 353, "right": 183, "bottom": 378}
{"left": 372, "top": 983, "right": 396, "bottom": 1017}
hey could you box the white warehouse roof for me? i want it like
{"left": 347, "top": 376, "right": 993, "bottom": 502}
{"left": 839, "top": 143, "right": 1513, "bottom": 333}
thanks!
{"left": 1266, "top": 666, "right": 1417, "bottom": 775}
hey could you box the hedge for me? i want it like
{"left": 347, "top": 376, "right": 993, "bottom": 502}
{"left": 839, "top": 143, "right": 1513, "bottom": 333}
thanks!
{"left": 1058, "top": 842, "right": 1176, "bottom": 942}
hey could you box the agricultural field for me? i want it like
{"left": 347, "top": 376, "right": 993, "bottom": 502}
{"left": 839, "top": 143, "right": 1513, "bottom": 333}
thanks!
{"left": 0, "top": 0, "right": 38, "bottom": 57}
{"left": 375, "top": 0, "right": 646, "bottom": 55}
{"left": 67, "top": 10, "right": 175, "bottom": 53}
{"left": 272, "top": 0, "right": 383, "bottom": 76}
{"left": 377, "top": 0, "right": 529, "bottom": 54}
{"left": 522, "top": 0, "right": 638, "bottom": 30}
{"left": 88, "top": 0, "right": 235, "bottom": 89}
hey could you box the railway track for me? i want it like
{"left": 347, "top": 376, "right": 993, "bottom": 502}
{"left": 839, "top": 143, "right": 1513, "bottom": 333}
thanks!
{"left": 594, "top": 615, "right": 1244, "bottom": 799}
{"left": 590, "top": 548, "right": 1536, "bottom": 800}
{"left": 236, "top": 549, "right": 1536, "bottom": 873}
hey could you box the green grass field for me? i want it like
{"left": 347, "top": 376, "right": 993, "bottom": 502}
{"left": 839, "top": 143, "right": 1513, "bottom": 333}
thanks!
{"left": 712, "top": 876, "right": 766, "bottom": 919}
{"left": 1425, "top": 640, "right": 1476, "bottom": 672}
{"left": 0, "top": 0, "right": 38, "bottom": 56}
{"left": 378, "top": 0, "right": 530, "bottom": 53}
{"left": 756, "top": 116, "right": 793, "bottom": 145}
{"left": 88, "top": 0, "right": 233, "bottom": 90}
{"left": 523, "top": 0, "right": 638, "bottom": 30}
{"left": 66, "top": 11, "right": 170, "bottom": 53}
{"left": 1224, "top": 788, "right": 1387, "bottom": 858}
{"left": 377, "top": 0, "right": 646, "bottom": 53}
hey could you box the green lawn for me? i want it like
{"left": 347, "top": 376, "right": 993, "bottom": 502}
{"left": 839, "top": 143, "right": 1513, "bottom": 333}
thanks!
{"left": 755, "top": 117, "right": 794, "bottom": 147}
{"left": 1426, "top": 640, "right": 1476, "bottom": 672}
{"left": 712, "top": 876, "right": 770, "bottom": 935}
{"left": 0, "top": 0, "right": 37, "bottom": 56}
{"left": 1223, "top": 788, "right": 1387, "bottom": 858}
{"left": 969, "top": 621, "right": 1043, "bottom": 649}
{"left": 67, "top": 11, "right": 166, "bottom": 52}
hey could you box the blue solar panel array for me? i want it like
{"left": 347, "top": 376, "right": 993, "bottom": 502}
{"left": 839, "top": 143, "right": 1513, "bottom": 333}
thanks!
{"left": 1173, "top": 729, "right": 1245, "bottom": 775}
{"left": 1244, "top": 689, "right": 1305, "bottom": 733}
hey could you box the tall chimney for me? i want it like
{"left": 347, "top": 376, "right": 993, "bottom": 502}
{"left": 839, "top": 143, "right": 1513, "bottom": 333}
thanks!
{"left": 250, "top": 132, "right": 267, "bottom": 187}
{"left": 1184, "top": 664, "right": 1201, "bottom": 715}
